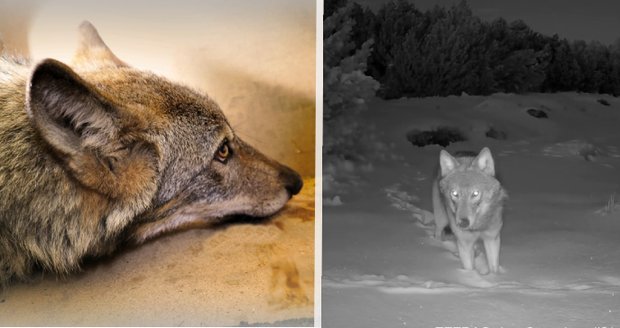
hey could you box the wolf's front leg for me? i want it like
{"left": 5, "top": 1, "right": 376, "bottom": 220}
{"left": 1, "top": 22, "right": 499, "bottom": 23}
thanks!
{"left": 432, "top": 182, "right": 449, "bottom": 239}
{"left": 483, "top": 235, "right": 501, "bottom": 274}
{"left": 456, "top": 236, "right": 476, "bottom": 271}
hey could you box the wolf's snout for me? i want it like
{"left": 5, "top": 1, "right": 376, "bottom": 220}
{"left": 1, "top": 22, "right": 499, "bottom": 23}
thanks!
{"left": 279, "top": 166, "right": 303, "bottom": 196}
{"left": 457, "top": 218, "right": 470, "bottom": 228}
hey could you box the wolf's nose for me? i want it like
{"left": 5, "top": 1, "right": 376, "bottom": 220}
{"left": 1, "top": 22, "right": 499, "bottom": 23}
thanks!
{"left": 280, "top": 166, "right": 303, "bottom": 196}
{"left": 458, "top": 218, "right": 470, "bottom": 228}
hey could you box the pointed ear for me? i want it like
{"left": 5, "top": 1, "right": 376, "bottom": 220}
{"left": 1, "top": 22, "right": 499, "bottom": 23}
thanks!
{"left": 472, "top": 147, "right": 495, "bottom": 176}
{"left": 72, "top": 21, "right": 127, "bottom": 68}
{"left": 439, "top": 149, "right": 459, "bottom": 177}
{"left": 26, "top": 58, "right": 119, "bottom": 157}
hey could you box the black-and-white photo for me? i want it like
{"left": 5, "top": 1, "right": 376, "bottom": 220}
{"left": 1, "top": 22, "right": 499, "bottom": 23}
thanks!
{"left": 323, "top": 0, "right": 620, "bottom": 326}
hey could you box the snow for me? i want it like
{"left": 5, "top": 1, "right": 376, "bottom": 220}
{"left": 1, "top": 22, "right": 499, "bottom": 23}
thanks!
{"left": 323, "top": 92, "right": 620, "bottom": 327}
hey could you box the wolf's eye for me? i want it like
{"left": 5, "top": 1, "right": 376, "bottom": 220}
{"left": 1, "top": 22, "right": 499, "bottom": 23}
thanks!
{"left": 472, "top": 190, "right": 480, "bottom": 198}
{"left": 450, "top": 190, "right": 459, "bottom": 198}
{"left": 215, "top": 140, "right": 231, "bottom": 163}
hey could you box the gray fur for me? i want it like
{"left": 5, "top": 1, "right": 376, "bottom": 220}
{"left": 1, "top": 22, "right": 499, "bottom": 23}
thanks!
{"left": 433, "top": 147, "right": 507, "bottom": 273}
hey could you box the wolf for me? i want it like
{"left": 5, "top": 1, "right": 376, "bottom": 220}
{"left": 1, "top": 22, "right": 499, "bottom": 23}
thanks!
{"left": 0, "top": 22, "right": 303, "bottom": 286}
{"left": 432, "top": 147, "right": 507, "bottom": 274}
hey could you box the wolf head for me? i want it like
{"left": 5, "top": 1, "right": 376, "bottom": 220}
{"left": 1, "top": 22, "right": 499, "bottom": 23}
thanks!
{"left": 438, "top": 147, "right": 505, "bottom": 231}
{"left": 25, "top": 22, "right": 302, "bottom": 238}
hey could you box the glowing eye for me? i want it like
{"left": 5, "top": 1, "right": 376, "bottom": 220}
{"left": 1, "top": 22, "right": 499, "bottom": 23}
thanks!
{"left": 451, "top": 190, "right": 459, "bottom": 198}
{"left": 216, "top": 141, "right": 230, "bottom": 163}
{"left": 472, "top": 190, "right": 480, "bottom": 197}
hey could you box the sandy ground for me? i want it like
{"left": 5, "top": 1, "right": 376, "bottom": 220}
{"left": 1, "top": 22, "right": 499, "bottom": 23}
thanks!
{"left": 0, "top": 179, "right": 314, "bottom": 326}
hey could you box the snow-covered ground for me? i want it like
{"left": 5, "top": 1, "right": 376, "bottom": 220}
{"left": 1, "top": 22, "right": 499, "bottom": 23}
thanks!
{"left": 323, "top": 93, "right": 620, "bottom": 327}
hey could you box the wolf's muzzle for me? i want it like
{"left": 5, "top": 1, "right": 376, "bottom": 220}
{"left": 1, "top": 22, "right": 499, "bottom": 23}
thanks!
{"left": 280, "top": 166, "right": 303, "bottom": 196}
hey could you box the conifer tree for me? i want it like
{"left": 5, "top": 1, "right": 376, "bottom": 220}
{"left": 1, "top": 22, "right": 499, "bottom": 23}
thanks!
{"left": 324, "top": 3, "right": 379, "bottom": 158}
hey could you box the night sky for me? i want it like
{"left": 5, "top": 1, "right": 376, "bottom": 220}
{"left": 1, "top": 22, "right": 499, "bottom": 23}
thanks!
{"left": 354, "top": 0, "right": 620, "bottom": 45}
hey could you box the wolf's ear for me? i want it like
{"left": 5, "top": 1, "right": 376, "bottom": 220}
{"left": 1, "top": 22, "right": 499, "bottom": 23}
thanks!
{"left": 26, "top": 58, "right": 119, "bottom": 157}
{"left": 72, "top": 21, "right": 127, "bottom": 68}
{"left": 439, "top": 149, "right": 459, "bottom": 177}
{"left": 473, "top": 147, "right": 495, "bottom": 176}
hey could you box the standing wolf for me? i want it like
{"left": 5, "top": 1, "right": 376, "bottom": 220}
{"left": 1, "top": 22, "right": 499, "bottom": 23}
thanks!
{"left": 432, "top": 147, "right": 507, "bottom": 274}
{"left": 0, "top": 22, "right": 303, "bottom": 286}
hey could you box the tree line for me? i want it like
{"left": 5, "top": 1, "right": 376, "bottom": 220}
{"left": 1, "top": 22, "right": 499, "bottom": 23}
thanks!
{"left": 326, "top": 0, "right": 620, "bottom": 98}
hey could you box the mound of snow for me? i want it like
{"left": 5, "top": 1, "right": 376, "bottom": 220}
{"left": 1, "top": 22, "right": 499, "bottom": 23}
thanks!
{"left": 542, "top": 139, "right": 602, "bottom": 160}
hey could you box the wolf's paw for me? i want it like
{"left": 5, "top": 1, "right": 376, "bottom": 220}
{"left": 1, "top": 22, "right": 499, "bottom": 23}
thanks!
{"left": 484, "top": 265, "right": 506, "bottom": 277}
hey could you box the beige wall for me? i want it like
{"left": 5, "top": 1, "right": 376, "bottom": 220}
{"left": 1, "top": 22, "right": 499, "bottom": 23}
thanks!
{"left": 0, "top": 0, "right": 316, "bottom": 176}
{"left": 0, "top": 0, "right": 37, "bottom": 56}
